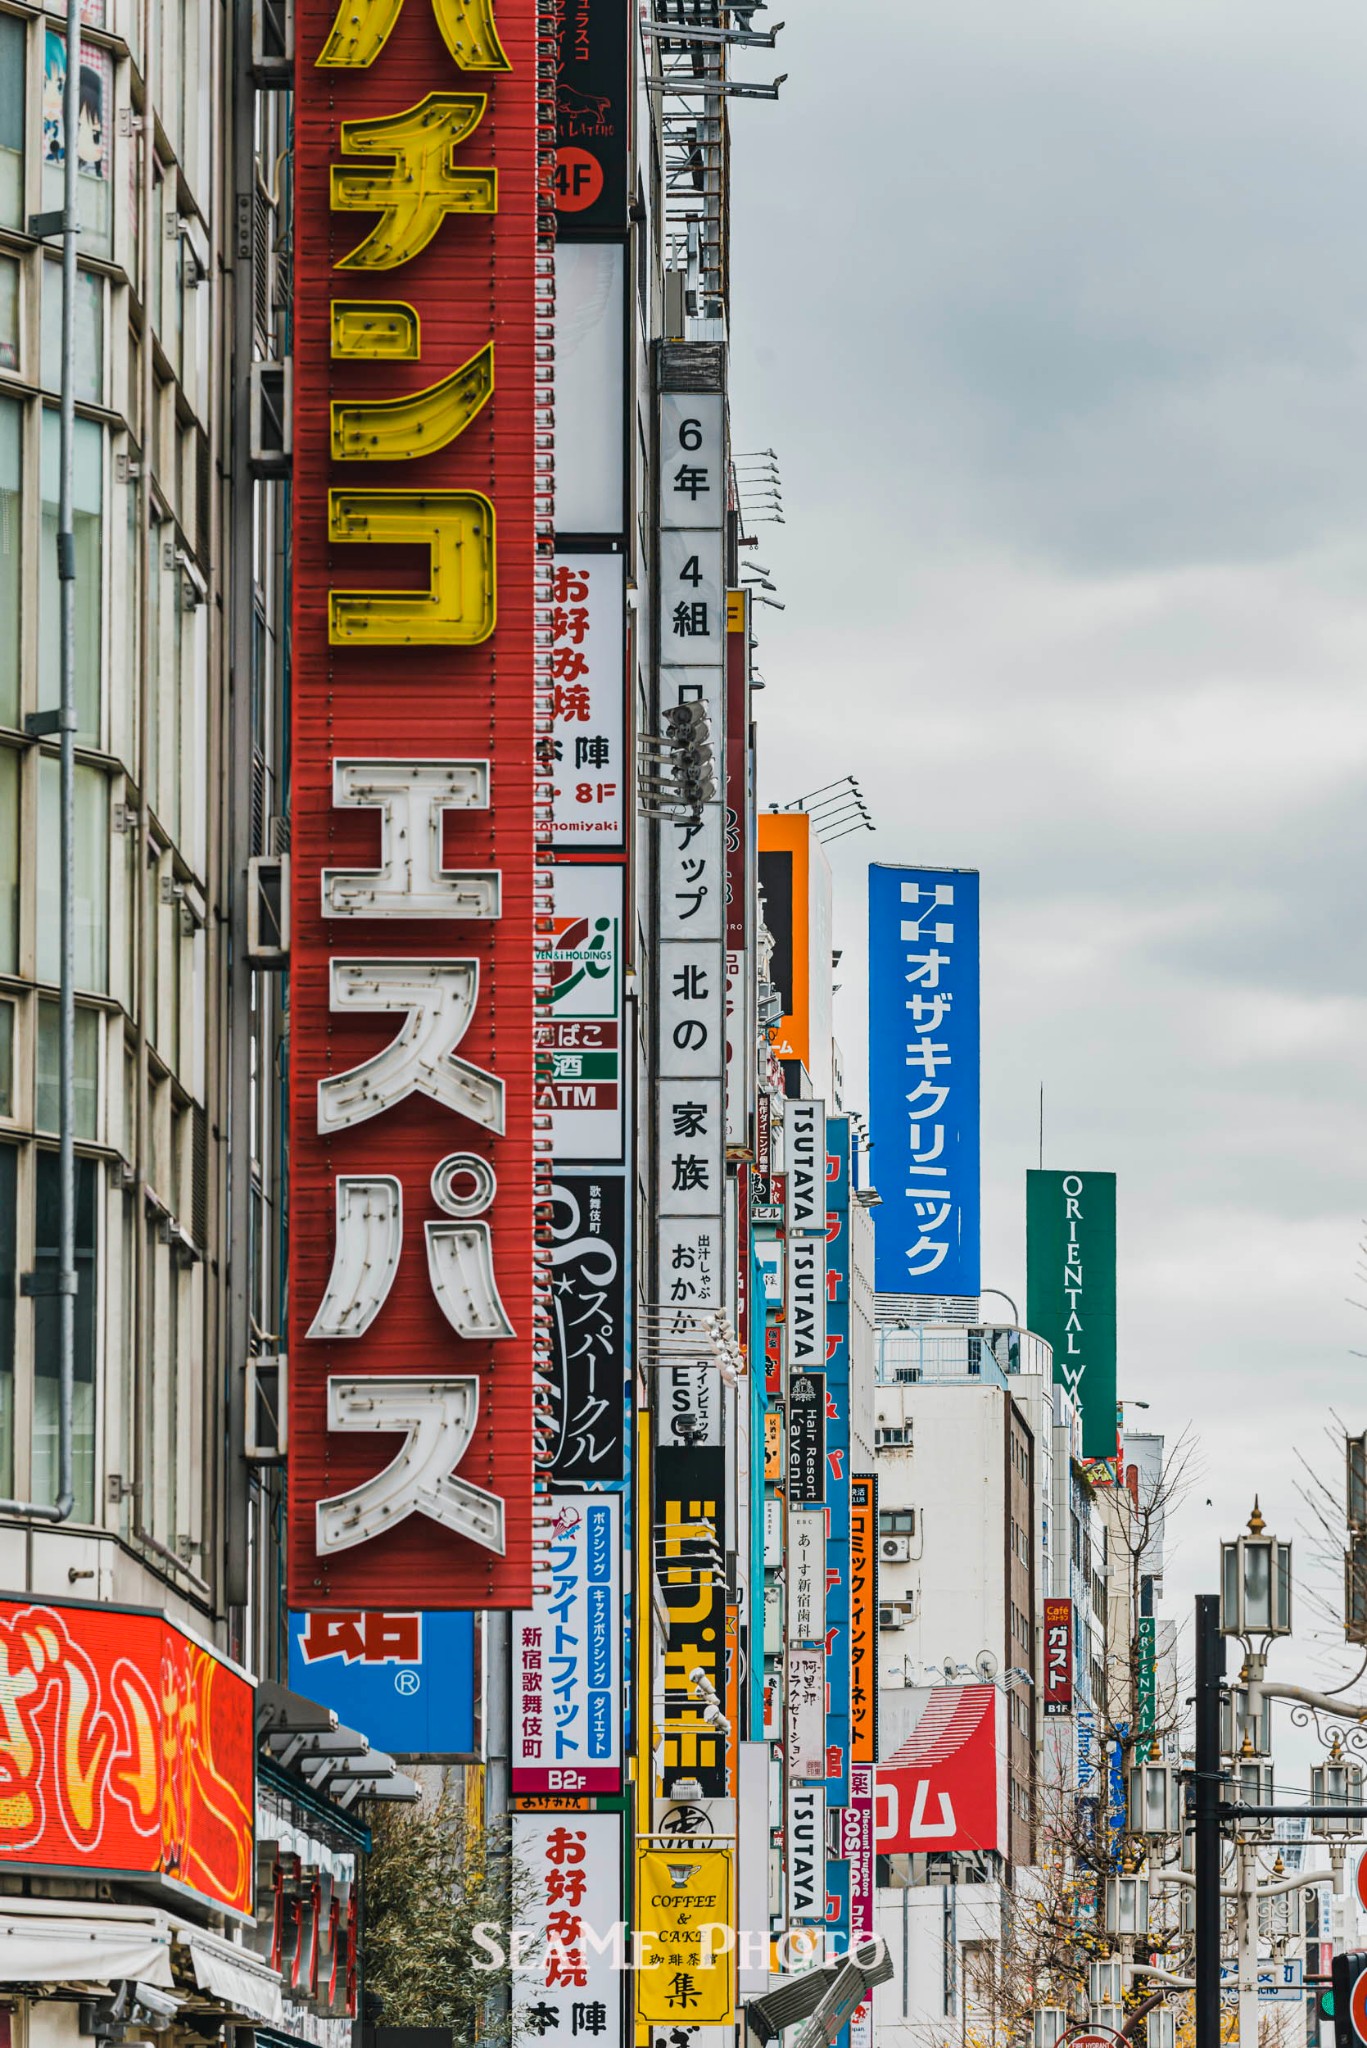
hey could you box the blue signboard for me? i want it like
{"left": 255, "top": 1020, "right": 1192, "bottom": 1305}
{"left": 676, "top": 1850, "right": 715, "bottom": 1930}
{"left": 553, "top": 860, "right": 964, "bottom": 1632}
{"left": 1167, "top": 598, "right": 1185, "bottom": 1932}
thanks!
{"left": 288, "top": 1609, "right": 477, "bottom": 1757}
{"left": 824, "top": 1116, "right": 852, "bottom": 1811}
{"left": 867, "top": 864, "right": 980, "bottom": 1297}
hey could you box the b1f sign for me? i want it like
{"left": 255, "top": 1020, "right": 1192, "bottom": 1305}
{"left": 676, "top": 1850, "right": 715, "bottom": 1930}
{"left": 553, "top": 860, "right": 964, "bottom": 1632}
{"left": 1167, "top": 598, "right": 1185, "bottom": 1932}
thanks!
{"left": 867, "top": 866, "right": 980, "bottom": 1298}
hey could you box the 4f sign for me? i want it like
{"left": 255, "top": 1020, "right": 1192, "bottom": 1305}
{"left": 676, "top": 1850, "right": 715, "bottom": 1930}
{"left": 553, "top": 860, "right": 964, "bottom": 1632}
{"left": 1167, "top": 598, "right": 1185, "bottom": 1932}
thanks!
{"left": 786, "top": 1100, "right": 826, "bottom": 1236}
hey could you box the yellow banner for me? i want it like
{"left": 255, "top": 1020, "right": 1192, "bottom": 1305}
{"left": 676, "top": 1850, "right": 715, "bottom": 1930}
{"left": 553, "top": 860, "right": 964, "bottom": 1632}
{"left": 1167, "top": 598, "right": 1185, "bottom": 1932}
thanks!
{"left": 636, "top": 1848, "right": 735, "bottom": 2024}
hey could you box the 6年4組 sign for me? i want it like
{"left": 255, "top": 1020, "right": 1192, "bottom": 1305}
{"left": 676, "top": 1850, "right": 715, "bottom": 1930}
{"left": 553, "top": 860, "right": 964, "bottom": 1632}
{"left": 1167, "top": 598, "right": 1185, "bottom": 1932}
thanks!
{"left": 287, "top": 0, "right": 544, "bottom": 1609}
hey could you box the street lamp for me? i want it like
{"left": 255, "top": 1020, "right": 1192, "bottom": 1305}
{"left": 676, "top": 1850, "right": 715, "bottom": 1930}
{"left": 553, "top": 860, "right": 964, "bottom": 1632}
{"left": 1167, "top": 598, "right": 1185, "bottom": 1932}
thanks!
{"left": 1129, "top": 1754, "right": 1181, "bottom": 1838}
{"left": 1147, "top": 2008, "right": 1176, "bottom": 2048}
{"left": 1089, "top": 1960, "right": 1124, "bottom": 2007}
{"left": 1347, "top": 1432, "right": 1367, "bottom": 1534}
{"left": 1032, "top": 2010, "right": 1067, "bottom": 2048}
{"left": 1220, "top": 1502, "right": 1292, "bottom": 1639}
{"left": 1310, "top": 1736, "right": 1365, "bottom": 1840}
{"left": 1219, "top": 1683, "right": 1270, "bottom": 1758}
{"left": 1105, "top": 1873, "right": 1149, "bottom": 1937}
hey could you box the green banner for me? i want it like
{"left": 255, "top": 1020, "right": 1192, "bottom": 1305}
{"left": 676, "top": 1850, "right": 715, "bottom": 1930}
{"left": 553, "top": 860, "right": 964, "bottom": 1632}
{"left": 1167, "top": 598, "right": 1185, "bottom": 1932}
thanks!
{"left": 1026, "top": 1169, "right": 1117, "bottom": 1461}
{"left": 1136, "top": 1615, "right": 1157, "bottom": 1743}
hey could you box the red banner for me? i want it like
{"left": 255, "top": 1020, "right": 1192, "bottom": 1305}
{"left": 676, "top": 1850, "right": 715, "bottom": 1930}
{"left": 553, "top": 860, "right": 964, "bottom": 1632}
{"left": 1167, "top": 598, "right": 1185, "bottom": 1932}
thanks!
{"left": 0, "top": 1599, "right": 254, "bottom": 1914}
{"left": 1043, "top": 1595, "right": 1074, "bottom": 1716}
{"left": 287, "top": 0, "right": 549, "bottom": 1606}
{"left": 875, "top": 1684, "right": 1006, "bottom": 1856}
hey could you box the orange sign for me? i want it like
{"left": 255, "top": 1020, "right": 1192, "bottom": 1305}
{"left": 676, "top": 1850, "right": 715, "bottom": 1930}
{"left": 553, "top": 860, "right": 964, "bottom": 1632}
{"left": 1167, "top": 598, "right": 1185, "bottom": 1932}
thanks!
{"left": 0, "top": 1599, "right": 254, "bottom": 1914}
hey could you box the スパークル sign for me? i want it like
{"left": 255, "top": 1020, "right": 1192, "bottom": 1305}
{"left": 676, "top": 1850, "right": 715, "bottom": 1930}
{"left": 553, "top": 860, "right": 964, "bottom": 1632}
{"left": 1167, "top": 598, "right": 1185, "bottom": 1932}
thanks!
{"left": 0, "top": 1598, "right": 253, "bottom": 1914}
{"left": 867, "top": 865, "right": 980, "bottom": 1299}
{"left": 1026, "top": 1169, "right": 1118, "bottom": 1462}
{"left": 546, "top": 1173, "right": 628, "bottom": 1480}
{"left": 288, "top": 0, "right": 545, "bottom": 1608}
{"left": 513, "top": 1494, "right": 623, "bottom": 1794}
{"left": 289, "top": 1608, "right": 477, "bottom": 1754}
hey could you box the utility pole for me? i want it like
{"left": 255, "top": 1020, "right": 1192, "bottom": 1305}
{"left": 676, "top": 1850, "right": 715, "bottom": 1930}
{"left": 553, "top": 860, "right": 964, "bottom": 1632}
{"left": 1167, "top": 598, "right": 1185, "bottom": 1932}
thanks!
{"left": 1195, "top": 1593, "right": 1225, "bottom": 2048}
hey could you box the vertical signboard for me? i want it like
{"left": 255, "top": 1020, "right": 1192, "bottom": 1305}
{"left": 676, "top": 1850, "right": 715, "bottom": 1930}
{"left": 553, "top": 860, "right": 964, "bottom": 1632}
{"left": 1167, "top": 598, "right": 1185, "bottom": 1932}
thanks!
{"left": 537, "top": 865, "right": 625, "bottom": 1161}
{"left": 788, "top": 1506, "right": 826, "bottom": 1645}
{"left": 786, "top": 1233, "right": 825, "bottom": 1369}
{"left": 787, "top": 1646, "right": 826, "bottom": 1781}
{"left": 787, "top": 1784, "right": 826, "bottom": 1922}
{"left": 822, "top": 1117, "right": 852, "bottom": 1812}
{"left": 288, "top": 0, "right": 544, "bottom": 1608}
{"left": 655, "top": 367, "right": 727, "bottom": 1319}
{"left": 1042, "top": 1597, "right": 1074, "bottom": 1718}
{"left": 1136, "top": 1614, "right": 1157, "bottom": 1744}
{"left": 554, "top": 0, "right": 629, "bottom": 232}
{"left": 788, "top": 1372, "right": 825, "bottom": 1504}
{"left": 548, "top": 555, "right": 626, "bottom": 850}
{"left": 755, "top": 811, "right": 833, "bottom": 1098}
{"left": 725, "top": 591, "right": 754, "bottom": 1147}
{"left": 850, "top": 1477, "right": 878, "bottom": 1764}
{"left": 867, "top": 865, "right": 980, "bottom": 1300}
{"left": 655, "top": 1444, "right": 729, "bottom": 1797}
{"left": 513, "top": 1494, "right": 623, "bottom": 1793}
{"left": 1026, "top": 1169, "right": 1118, "bottom": 1462}
{"left": 784, "top": 1098, "right": 826, "bottom": 1236}
{"left": 845, "top": 1764, "right": 875, "bottom": 1938}
{"left": 513, "top": 1812, "right": 623, "bottom": 2047}
{"left": 546, "top": 1173, "right": 628, "bottom": 1481}
{"left": 636, "top": 1849, "right": 735, "bottom": 2025}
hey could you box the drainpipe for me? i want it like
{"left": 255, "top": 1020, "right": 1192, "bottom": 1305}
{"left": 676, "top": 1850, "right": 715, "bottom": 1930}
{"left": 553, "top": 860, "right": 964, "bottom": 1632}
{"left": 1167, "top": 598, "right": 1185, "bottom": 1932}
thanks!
{"left": 8, "top": 0, "right": 82, "bottom": 1523}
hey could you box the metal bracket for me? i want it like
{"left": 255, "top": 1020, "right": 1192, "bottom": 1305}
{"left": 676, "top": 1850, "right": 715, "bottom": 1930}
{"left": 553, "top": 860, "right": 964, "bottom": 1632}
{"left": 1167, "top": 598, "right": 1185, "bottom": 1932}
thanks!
{"left": 27, "top": 210, "right": 70, "bottom": 240}
{"left": 21, "top": 1271, "right": 78, "bottom": 1297}
{"left": 24, "top": 708, "right": 77, "bottom": 739}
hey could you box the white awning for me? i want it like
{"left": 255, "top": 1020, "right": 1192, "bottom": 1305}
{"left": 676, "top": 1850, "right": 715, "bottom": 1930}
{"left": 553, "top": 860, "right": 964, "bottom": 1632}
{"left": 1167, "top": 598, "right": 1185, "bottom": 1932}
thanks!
{"left": 0, "top": 1910, "right": 176, "bottom": 1987}
{"left": 179, "top": 1930, "right": 284, "bottom": 2026}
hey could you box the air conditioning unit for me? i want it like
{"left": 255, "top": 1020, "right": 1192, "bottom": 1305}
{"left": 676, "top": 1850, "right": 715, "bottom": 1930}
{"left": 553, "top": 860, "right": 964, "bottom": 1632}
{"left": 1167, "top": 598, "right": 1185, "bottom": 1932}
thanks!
{"left": 878, "top": 1605, "right": 904, "bottom": 1631}
{"left": 881, "top": 1535, "right": 912, "bottom": 1563}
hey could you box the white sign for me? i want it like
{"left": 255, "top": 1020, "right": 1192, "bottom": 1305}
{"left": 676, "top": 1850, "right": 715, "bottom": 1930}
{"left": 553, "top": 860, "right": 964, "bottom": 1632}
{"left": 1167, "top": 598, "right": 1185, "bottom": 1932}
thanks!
{"left": 659, "top": 1364, "right": 724, "bottom": 1447}
{"left": 1219, "top": 1962, "right": 1303, "bottom": 2004}
{"left": 786, "top": 1234, "right": 825, "bottom": 1369}
{"left": 550, "top": 553, "right": 625, "bottom": 849}
{"left": 535, "top": 864, "right": 624, "bottom": 1161}
{"left": 512, "top": 1495, "right": 622, "bottom": 1793}
{"left": 785, "top": 1099, "right": 826, "bottom": 1236}
{"left": 787, "top": 1784, "right": 826, "bottom": 1922}
{"left": 787, "top": 1645, "right": 826, "bottom": 1780}
{"left": 763, "top": 1499, "right": 783, "bottom": 1570}
{"left": 511, "top": 1811, "right": 623, "bottom": 2044}
{"left": 789, "top": 1507, "right": 826, "bottom": 1645}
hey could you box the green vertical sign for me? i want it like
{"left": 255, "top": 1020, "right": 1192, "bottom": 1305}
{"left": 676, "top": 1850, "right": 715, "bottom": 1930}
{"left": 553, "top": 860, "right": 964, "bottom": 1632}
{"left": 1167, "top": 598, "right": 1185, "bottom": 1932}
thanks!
{"left": 1136, "top": 1615, "right": 1157, "bottom": 1744}
{"left": 1026, "top": 1169, "right": 1117, "bottom": 1461}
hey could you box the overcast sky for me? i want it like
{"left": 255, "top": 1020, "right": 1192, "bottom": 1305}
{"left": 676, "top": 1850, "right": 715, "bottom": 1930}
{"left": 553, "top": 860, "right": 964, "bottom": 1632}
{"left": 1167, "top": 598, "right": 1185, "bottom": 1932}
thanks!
{"left": 730, "top": 0, "right": 1367, "bottom": 1709}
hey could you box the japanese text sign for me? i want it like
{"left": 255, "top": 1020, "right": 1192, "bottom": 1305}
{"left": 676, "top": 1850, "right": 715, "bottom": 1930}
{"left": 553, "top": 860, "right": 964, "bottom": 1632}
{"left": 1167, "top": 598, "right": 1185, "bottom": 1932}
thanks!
{"left": 289, "top": 1608, "right": 477, "bottom": 1754}
{"left": 655, "top": 1445, "right": 728, "bottom": 1797}
{"left": 787, "top": 1783, "right": 825, "bottom": 1922}
{"left": 1042, "top": 1597, "right": 1074, "bottom": 1718}
{"left": 787, "top": 1645, "right": 826, "bottom": 1782}
{"left": 850, "top": 1477, "right": 878, "bottom": 1764}
{"left": 546, "top": 1173, "right": 628, "bottom": 1480}
{"left": 553, "top": 0, "right": 629, "bottom": 231}
{"left": 537, "top": 865, "right": 626, "bottom": 1161}
{"left": 0, "top": 1598, "right": 253, "bottom": 1915}
{"left": 547, "top": 554, "right": 626, "bottom": 849}
{"left": 513, "top": 1494, "right": 623, "bottom": 1793}
{"left": 514, "top": 1812, "right": 623, "bottom": 2046}
{"left": 1027, "top": 1169, "right": 1118, "bottom": 1463}
{"left": 875, "top": 1685, "right": 1006, "bottom": 1856}
{"left": 788, "top": 1372, "right": 825, "bottom": 1505}
{"left": 288, "top": 0, "right": 545, "bottom": 1607}
{"left": 868, "top": 865, "right": 980, "bottom": 1298}
{"left": 636, "top": 1849, "right": 735, "bottom": 2025}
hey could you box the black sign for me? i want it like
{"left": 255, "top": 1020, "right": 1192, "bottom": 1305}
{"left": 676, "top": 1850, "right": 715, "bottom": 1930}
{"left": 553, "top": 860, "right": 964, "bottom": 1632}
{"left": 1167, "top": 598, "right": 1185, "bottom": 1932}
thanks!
{"left": 547, "top": 1173, "right": 627, "bottom": 1481}
{"left": 654, "top": 1444, "right": 728, "bottom": 1797}
{"left": 555, "top": 0, "right": 630, "bottom": 234}
{"left": 788, "top": 1371, "right": 825, "bottom": 1504}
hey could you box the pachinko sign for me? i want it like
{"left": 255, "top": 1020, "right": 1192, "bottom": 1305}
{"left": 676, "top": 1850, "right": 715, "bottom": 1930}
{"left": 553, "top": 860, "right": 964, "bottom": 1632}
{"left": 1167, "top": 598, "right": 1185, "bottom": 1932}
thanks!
{"left": 0, "top": 1598, "right": 254, "bottom": 1914}
{"left": 287, "top": 0, "right": 550, "bottom": 1607}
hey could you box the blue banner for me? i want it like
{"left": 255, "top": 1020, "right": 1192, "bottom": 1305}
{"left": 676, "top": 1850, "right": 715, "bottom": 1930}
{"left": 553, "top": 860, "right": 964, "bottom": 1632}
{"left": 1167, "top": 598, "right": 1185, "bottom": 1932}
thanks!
{"left": 824, "top": 1116, "right": 852, "bottom": 1811}
{"left": 867, "top": 864, "right": 980, "bottom": 1297}
{"left": 288, "top": 1609, "right": 477, "bottom": 1756}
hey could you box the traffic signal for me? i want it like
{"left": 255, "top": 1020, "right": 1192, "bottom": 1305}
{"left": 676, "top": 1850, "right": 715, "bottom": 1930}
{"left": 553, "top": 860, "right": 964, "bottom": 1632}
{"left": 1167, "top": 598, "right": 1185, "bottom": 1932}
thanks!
{"left": 664, "top": 701, "right": 716, "bottom": 810}
{"left": 1330, "top": 1949, "right": 1367, "bottom": 2048}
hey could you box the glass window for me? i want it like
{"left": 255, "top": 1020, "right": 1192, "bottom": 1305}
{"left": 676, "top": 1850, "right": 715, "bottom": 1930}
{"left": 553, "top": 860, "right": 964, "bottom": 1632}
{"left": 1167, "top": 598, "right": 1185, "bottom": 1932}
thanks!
{"left": 0, "top": 16, "right": 23, "bottom": 233}
{"left": 0, "top": 399, "right": 19, "bottom": 730}
{"left": 41, "top": 32, "right": 113, "bottom": 261}
{"left": 32, "top": 1150, "right": 97, "bottom": 1520}
{"left": 0, "top": 1144, "right": 13, "bottom": 1494}
{"left": 0, "top": 1004, "right": 11, "bottom": 1118}
{"left": 40, "top": 263, "right": 104, "bottom": 404}
{"left": 0, "top": 748, "right": 16, "bottom": 972}
{"left": 37, "top": 757, "right": 108, "bottom": 993}
{"left": 37, "top": 1000, "right": 99, "bottom": 1140}
{"left": 0, "top": 255, "right": 17, "bottom": 372}
{"left": 41, "top": 411, "right": 103, "bottom": 739}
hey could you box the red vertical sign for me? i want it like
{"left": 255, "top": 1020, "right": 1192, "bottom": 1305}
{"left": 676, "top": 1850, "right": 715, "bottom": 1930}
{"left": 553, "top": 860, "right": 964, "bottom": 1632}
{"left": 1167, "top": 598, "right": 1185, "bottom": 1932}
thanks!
{"left": 288, "top": 0, "right": 549, "bottom": 1607}
{"left": 1043, "top": 1596, "right": 1074, "bottom": 1715}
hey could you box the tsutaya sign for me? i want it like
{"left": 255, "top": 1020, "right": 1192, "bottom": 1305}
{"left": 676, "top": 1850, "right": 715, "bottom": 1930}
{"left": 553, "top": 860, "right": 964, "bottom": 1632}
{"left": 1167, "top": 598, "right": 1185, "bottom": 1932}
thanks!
{"left": 287, "top": 0, "right": 545, "bottom": 1606}
{"left": 1026, "top": 1169, "right": 1118, "bottom": 1463}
